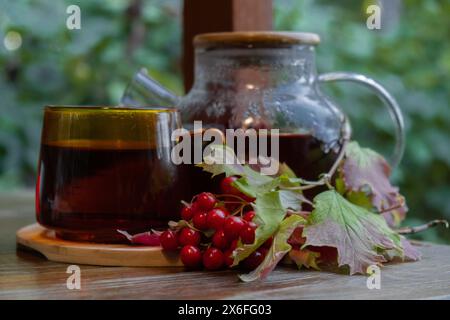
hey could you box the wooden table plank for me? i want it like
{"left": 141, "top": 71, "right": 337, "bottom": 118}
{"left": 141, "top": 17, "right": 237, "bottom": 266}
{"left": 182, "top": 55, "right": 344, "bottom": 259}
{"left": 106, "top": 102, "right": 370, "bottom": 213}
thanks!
{"left": 0, "top": 191, "right": 449, "bottom": 300}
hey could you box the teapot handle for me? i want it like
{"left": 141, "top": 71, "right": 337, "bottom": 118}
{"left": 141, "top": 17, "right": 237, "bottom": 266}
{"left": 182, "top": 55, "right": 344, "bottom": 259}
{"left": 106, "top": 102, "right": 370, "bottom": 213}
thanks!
{"left": 318, "top": 72, "right": 405, "bottom": 168}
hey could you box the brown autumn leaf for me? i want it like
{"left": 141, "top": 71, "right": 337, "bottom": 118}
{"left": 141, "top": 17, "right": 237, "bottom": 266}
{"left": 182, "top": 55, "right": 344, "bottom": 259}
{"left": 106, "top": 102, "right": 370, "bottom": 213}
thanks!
{"left": 338, "top": 141, "right": 407, "bottom": 227}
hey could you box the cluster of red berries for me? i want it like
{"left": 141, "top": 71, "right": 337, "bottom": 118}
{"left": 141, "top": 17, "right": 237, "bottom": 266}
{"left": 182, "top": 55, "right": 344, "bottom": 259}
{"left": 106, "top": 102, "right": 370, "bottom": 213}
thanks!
{"left": 159, "top": 176, "right": 271, "bottom": 271}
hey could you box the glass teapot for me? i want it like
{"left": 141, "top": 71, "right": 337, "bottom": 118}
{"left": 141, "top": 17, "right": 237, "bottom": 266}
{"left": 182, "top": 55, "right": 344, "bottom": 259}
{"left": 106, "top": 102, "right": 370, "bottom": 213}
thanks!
{"left": 122, "top": 32, "right": 404, "bottom": 180}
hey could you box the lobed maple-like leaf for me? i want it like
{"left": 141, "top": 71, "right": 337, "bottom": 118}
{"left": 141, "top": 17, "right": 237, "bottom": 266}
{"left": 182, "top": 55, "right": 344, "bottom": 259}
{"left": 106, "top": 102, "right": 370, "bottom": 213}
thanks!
{"left": 338, "top": 141, "right": 407, "bottom": 227}
{"left": 396, "top": 236, "right": 421, "bottom": 261}
{"left": 239, "top": 215, "right": 306, "bottom": 282}
{"left": 232, "top": 191, "right": 288, "bottom": 266}
{"left": 302, "top": 190, "right": 419, "bottom": 275}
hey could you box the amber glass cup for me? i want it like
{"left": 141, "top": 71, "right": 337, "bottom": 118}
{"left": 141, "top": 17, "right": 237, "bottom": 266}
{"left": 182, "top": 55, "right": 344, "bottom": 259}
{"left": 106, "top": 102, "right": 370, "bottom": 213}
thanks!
{"left": 36, "top": 106, "right": 188, "bottom": 243}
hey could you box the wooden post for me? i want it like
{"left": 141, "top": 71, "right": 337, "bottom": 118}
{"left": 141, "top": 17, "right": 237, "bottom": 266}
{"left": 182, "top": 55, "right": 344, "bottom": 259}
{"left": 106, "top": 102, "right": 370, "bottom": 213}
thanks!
{"left": 182, "top": 0, "right": 273, "bottom": 92}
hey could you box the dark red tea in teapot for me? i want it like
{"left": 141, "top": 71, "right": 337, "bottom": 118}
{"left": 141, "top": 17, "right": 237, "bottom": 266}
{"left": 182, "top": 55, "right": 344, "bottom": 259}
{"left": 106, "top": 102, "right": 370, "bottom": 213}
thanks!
{"left": 257, "top": 133, "right": 340, "bottom": 180}
{"left": 181, "top": 129, "right": 341, "bottom": 198}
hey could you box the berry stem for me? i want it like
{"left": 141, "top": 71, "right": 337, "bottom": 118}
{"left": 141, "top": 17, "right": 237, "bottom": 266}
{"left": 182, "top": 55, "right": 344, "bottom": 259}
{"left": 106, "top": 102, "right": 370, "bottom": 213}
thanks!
{"left": 222, "top": 201, "right": 245, "bottom": 204}
{"left": 168, "top": 219, "right": 201, "bottom": 233}
{"left": 378, "top": 198, "right": 405, "bottom": 213}
{"left": 230, "top": 203, "right": 246, "bottom": 216}
{"left": 181, "top": 200, "right": 190, "bottom": 207}
{"left": 396, "top": 219, "right": 449, "bottom": 234}
{"left": 215, "top": 193, "right": 249, "bottom": 202}
{"left": 281, "top": 138, "right": 349, "bottom": 192}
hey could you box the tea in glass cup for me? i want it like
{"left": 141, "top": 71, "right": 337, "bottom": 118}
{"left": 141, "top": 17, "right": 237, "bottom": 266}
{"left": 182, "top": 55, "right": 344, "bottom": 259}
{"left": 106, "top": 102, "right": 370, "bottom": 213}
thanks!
{"left": 36, "top": 106, "right": 189, "bottom": 243}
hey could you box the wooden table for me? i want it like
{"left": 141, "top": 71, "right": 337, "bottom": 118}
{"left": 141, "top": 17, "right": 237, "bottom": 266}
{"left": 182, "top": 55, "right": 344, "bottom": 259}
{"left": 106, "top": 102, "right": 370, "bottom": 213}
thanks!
{"left": 1, "top": 191, "right": 449, "bottom": 300}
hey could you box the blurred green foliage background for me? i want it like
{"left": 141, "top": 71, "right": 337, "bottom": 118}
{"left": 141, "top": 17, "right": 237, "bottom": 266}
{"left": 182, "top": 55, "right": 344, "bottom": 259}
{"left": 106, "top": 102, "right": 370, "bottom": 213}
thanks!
{"left": 0, "top": 0, "right": 449, "bottom": 243}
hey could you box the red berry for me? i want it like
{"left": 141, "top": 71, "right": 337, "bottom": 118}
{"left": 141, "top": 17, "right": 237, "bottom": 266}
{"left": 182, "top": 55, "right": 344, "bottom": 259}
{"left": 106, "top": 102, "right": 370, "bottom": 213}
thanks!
{"left": 206, "top": 208, "right": 228, "bottom": 230}
{"left": 229, "top": 239, "right": 238, "bottom": 250}
{"left": 243, "top": 210, "right": 256, "bottom": 222}
{"left": 217, "top": 206, "right": 230, "bottom": 216}
{"left": 223, "top": 249, "right": 235, "bottom": 267}
{"left": 195, "top": 192, "right": 217, "bottom": 211}
{"left": 242, "top": 248, "right": 267, "bottom": 270}
{"left": 247, "top": 221, "right": 257, "bottom": 229}
{"left": 240, "top": 224, "right": 256, "bottom": 244}
{"left": 190, "top": 201, "right": 201, "bottom": 214}
{"left": 160, "top": 230, "right": 178, "bottom": 251}
{"left": 262, "top": 236, "right": 273, "bottom": 249}
{"left": 223, "top": 216, "right": 246, "bottom": 240}
{"left": 220, "top": 176, "right": 239, "bottom": 195}
{"left": 181, "top": 205, "right": 194, "bottom": 221}
{"left": 192, "top": 211, "right": 208, "bottom": 230}
{"left": 203, "top": 247, "right": 224, "bottom": 270}
{"left": 178, "top": 227, "right": 201, "bottom": 246}
{"left": 212, "top": 229, "right": 229, "bottom": 250}
{"left": 180, "top": 245, "right": 202, "bottom": 268}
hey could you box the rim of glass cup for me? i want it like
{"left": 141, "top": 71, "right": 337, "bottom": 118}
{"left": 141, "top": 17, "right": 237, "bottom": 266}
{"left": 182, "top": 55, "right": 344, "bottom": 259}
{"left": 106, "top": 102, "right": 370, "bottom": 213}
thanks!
{"left": 44, "top": 105, "right": 177, "bottom": 113}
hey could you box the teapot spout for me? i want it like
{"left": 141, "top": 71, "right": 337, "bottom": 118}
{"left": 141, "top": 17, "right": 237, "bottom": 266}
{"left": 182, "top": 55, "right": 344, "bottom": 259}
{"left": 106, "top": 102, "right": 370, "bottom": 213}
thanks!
{"left": 121, "top": 68, "right": 180, "bottom": 108}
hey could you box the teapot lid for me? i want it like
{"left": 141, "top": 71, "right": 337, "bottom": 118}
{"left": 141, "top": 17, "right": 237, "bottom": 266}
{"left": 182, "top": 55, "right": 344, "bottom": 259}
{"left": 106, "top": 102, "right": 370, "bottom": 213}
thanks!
{"left": 194, "top": 31, "right": 320, "bottom": 48}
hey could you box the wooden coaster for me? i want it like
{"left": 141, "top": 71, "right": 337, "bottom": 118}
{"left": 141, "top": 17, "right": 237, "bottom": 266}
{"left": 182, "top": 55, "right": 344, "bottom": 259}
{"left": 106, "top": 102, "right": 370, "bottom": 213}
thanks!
{"left": 16, "top": 224, "right": 182, "bottom": 267}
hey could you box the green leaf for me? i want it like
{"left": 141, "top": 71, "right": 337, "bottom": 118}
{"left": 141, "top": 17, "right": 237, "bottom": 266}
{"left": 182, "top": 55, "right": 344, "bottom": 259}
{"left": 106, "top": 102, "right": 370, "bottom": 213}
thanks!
{"left": 344, "top": 189, "right": 374, "bottom": 210}
{"left": 303, "top": 190, "right": 418, "bottom": 275}
{"left": 232, "top": 175, "right": 278, "bottom": 198}
{"left": 338, "top": 141, "right": 408, "bottom": 227}
{"left": 232, "top": 191, "right": 287, "bottom": 265}
{"left": 278, "top": 162, "right": 297, "bottom": 178}
{"left": 198, "top": 144, "right": 272, "bottom": 186}
{"left": 279, "top": 190, "right": 306, "bottom": 211}
{"left": 239, "top": 214, "right": 306, "bottom": 282}
{"left": 196, "top": 144, "right": 242, "bottom": 177}
{"left": 234, "top": 174, "right": 306, "bottom": 200}
{"left": 198, "top": 145, "right": 305, "bottom": 196}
